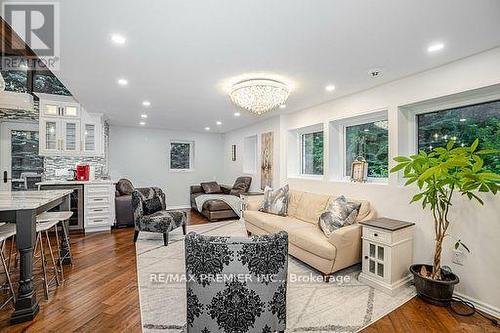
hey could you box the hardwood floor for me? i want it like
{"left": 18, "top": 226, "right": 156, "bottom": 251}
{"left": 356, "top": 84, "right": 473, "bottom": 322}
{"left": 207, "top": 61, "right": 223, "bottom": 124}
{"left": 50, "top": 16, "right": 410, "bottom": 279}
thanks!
{"left": 0, "top": 209, "right": 496, "bottom": 332}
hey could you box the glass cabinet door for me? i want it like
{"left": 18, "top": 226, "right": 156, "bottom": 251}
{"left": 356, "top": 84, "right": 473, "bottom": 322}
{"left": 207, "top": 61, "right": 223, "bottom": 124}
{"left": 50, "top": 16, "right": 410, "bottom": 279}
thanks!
{"left": 84, "top": 124, "right": 96, "bottom": 151}
{"left": 44, "top": 120, "right": 58, "bottom": 150}
{"left": 63, "top": 105, "right": 78, "bottom": 117}
{"left": 62, "top": 121, "right": 80, "bottom": 152}
{"left": 366, "top": 241, "right": 386, "bottom": 280}
{"left": 43, "top": 104, "right": 59, "bottom": 116}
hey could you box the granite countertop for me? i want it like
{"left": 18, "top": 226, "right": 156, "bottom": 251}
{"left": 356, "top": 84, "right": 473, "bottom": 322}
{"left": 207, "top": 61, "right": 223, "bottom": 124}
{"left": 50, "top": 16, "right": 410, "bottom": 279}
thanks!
{"left": 36, "top": 179, "right": 115, "bottom": 186}
{"left": 0, "top": 189, "right": 74, "bottom": 211}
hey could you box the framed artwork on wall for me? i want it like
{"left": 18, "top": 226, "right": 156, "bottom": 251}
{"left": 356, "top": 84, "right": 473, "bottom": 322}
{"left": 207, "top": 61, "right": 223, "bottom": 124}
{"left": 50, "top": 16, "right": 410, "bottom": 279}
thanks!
{"left": 231, "top": 144, "right": 236, "bottom": 161}
{"left": 261, "top": 131, "right": 273, "bottom": 190}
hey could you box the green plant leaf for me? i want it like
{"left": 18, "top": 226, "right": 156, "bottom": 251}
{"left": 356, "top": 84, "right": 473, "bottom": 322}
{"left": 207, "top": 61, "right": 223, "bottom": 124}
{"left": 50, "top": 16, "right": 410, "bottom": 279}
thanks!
{"left": 404, "top": 177, "right": 418, "bottom": 186}
{"left": 418, "top": 167, "right": 437, "bottom": 181}
{"left": 390, "top": 162, "right": 408, "bottom": 173}
{"left": 394, "top": 156, "right": 411, "bottom": 162}
{"left": 476, "top": 149, "right": 500, "bottom": 155}
{"left": 446, "top": 140, "right": 455, "bottom": 150}
{"left": 470, "top": 138, "right": 479, "bottom": 152}
{"left": 410, "top": 192, "right": 425, "bottom": 204}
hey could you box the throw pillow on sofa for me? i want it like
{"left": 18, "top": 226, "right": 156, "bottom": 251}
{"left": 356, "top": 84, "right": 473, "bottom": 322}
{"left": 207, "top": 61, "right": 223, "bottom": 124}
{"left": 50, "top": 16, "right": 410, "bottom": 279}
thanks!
{"left": 200, "top": 181, "right": 222, "bottom": 194}
{"left": 259, "top": 184, "right": 289, "bottom": 216}
{"left": 319, "top": 195, "right": 361, "bottom": 237}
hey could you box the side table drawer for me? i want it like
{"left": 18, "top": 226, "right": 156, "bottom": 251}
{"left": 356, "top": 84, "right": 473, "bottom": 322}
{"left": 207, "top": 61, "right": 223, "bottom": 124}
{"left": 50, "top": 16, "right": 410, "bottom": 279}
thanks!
{"left": 363, "top": 227, "right": 391, "bottom": 245}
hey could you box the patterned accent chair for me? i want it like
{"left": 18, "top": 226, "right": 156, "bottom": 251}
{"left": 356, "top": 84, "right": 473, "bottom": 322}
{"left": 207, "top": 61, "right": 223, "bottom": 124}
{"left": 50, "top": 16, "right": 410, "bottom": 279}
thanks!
{"left": 185, "top": 231, "right": 288, "bottom": 333}
{"left": 132, "top": 187, "right": 187, "bottom": 246}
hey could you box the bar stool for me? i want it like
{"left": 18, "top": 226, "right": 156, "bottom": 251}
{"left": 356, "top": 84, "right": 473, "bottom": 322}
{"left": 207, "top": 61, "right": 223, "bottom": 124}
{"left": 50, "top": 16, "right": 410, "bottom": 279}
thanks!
{"left": 35, "top": 211, "right": 73, "bottom": 300}
{"left": 0, "top": 223, "right": 16, "bottom": 309}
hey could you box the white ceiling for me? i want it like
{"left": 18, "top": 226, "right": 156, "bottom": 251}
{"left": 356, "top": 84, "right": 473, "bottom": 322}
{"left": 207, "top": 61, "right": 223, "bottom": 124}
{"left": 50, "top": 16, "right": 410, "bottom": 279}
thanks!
{"left": 50, "top": 0, "right": 500, "bottom": 133}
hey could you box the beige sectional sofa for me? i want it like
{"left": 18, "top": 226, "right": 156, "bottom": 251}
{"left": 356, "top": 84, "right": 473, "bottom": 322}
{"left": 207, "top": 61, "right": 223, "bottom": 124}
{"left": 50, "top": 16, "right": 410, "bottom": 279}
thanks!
{"left": 243, "top": 190, "right": 376, "bottom": 277}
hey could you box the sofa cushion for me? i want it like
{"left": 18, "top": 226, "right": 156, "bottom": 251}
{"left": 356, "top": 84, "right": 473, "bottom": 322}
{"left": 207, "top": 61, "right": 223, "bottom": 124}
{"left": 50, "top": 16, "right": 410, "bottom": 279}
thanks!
{"left": 200, "top": 181, "right": 222, "bottom": 194}
{"left": 287, "top": 190, "right": 303, "bottom": 217}
{"left": 293, "top": 192, "right": 330, "bottom": 224}
{"left": 230, "top": 176, "right": 252, "bottom": 196}
{"left": 287, "top": 225, "right": 336, "bottom": 260}
{"left": 203, "top": 199, "right": 231, "bottom": 211}
{"left": 116, "top": 178, "right": 135, "bottom": 196}
{"left": 244, "top": 210, "right": 308, "bottom": 234}
{"left": 143, "top": 196, "right": 163, "bottom": 215}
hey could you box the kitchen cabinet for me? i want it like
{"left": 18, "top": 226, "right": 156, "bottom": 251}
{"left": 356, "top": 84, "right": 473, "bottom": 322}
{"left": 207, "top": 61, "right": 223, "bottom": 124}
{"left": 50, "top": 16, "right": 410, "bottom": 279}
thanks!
{"left": 37, "top": 94, "right": 104, "bottom": 157}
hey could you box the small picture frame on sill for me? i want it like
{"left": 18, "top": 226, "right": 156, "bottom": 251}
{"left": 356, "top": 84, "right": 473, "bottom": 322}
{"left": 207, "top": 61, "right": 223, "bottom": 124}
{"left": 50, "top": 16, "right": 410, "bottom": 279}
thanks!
{"left": 351, "top": 156, "right": 368, "bottom": 182}
{"left": 231, "top": 144, "right": 237, "bottom": 161}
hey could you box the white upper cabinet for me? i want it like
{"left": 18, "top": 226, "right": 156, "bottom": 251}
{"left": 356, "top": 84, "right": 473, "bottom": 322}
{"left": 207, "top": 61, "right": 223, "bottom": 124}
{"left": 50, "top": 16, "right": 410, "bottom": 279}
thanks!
{"left": 38, "top": 94, "right": 104, "bottom": 157}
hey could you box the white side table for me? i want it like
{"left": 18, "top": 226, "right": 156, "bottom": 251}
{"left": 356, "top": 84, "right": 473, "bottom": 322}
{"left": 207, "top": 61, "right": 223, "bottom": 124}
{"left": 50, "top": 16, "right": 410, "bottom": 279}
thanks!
{"left": 358, "top": 218, "right": 415, "bottom": 295}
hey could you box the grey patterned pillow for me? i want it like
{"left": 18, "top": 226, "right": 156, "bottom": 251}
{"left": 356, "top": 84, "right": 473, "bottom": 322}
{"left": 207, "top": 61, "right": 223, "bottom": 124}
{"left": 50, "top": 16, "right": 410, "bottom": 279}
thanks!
{"left": 319, "top": 196, "right": 361, "bottom": 237}
{"left": 259, "top": 185, "right": 289, "bottom": 216}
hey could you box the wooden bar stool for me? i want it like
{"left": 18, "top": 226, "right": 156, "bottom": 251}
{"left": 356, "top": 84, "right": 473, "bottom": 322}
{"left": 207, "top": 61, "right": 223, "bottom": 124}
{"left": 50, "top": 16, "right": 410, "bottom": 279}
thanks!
{"left": 0, "top": 223, "right": 17, "bottom": 309}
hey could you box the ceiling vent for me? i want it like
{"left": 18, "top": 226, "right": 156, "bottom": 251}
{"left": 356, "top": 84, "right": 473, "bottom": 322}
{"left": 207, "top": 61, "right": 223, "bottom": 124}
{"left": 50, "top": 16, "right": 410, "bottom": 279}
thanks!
{"left": 368, "top": 68, "right": 382, "bottom": 78}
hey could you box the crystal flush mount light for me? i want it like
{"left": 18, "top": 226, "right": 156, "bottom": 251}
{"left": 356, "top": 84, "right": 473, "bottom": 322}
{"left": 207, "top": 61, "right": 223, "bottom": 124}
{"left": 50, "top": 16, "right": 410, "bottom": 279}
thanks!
{"left": 229, "top": 78, "right": 290, "bottom": 115}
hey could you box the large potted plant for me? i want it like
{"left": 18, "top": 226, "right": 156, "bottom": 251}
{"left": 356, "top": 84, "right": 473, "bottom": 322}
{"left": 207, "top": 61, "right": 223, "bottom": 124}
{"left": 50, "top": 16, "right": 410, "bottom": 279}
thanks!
{"left": 391, "top": 139, "right": 499, "bottom": 305}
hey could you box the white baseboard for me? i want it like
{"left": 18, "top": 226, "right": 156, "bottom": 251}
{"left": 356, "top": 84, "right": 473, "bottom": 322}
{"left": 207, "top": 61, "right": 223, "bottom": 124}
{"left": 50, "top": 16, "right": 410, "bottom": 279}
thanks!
{"left": 454, "top": 291, "right": 500, "bottom": 319}
{"left": 166, "top": 205, "right": 191, "bottom": 210}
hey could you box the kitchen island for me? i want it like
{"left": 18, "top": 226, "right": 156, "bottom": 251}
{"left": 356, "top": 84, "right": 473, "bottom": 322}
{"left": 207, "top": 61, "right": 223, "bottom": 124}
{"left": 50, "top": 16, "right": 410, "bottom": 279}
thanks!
{"left": 0, "top": 190, "right": 72, "bottom": 324}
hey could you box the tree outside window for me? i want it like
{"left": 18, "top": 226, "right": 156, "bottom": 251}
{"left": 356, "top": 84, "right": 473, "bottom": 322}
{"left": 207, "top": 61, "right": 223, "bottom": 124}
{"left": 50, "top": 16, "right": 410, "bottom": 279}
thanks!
{"left": 345, "top": 120, "right": 388, "bottom": 178}
{"left": 301, "top": 131, "right": 324, "bottom": 175}
{"left": 417, "top": 99, "right": 500, "bottom": 173}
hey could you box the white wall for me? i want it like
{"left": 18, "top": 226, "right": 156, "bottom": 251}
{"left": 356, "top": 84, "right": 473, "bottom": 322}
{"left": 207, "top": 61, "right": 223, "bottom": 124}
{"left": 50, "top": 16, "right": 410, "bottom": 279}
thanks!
{"left": 222, "top": 47, "right": 500, "bottom": 314}
{"left": 109, "top": 126, "right": 224, "bottom": 208}
{"left": 223, "top": 117, "right": 281, "bottom": 191}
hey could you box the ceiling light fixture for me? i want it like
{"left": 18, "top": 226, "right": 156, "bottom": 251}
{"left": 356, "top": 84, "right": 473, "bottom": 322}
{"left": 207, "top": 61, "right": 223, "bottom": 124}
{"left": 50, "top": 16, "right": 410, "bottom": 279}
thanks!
{"left": 279, "top": 104, "right": 286, "bottom": 109}
{"left": 234, "top": 112, "right": 241, "bottom": 117}
{"left": 141, "top": 114, "right": 148, "bottom": 119}
{"left": 117, "top": 78, "right": 128, "bottom": 86}
{"left": 427, "top": 42, "right": 444, "bottom": 53}
{"left": 139, "top": 121, "right": 145, "bottom": 126}
{"left": 205, "top": 127, "right": 210, "bottom": 131}
{"left": 142, "top": 100, "right": 151, "bottom": 107}
{"left": 111, "top": 34, "right": 126, "bottom": 45}
{"left": 325, "top": 84, "right": 336, "bottom": 92}
{"left": 229, "top": 78, "right": 290, "bottom": 115}
{"left": 216, "top": 121, "right": 222, "bottom": 125}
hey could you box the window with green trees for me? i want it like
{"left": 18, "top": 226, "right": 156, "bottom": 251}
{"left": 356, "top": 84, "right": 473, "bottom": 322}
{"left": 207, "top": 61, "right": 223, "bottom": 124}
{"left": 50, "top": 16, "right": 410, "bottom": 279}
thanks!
{"left": 301, "top": 131, "right": 324, "bottom": 175}
{"left": 345, "top": 120, "right": 388, "bottom": 178}
{"left": 417, "top": 99, "right": 500, "bottom": 173}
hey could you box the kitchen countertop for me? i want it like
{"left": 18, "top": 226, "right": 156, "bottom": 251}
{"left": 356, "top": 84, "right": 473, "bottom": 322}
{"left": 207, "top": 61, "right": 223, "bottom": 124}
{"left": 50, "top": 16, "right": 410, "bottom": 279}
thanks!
{"left": 0, "top": 189, "right": 73, "bottom": 210}
{"left": 36, "top": 179, "right": 115, "bottom": 186}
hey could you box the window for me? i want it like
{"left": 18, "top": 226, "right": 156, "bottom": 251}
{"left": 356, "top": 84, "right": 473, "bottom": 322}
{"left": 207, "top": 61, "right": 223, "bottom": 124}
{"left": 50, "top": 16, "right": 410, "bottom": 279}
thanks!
{"left": 345, "top": 120, "right": 388, "bottom": 178}
{"left": 170, "top": 141, "right": 193, "bottom": 170}
{"left": 1, "top": 70, "right": 28, "bottom": 93}
{"left": 417, "top": 99, "right": 500, "bottom": 173}
{"left": 301, "top": 131, "right": 324, "bottom": 175}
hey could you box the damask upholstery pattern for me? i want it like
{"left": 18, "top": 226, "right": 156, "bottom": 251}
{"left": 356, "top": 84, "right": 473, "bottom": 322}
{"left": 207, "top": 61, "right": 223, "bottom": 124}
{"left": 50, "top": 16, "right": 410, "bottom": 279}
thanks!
{"left": 132, "top": 187, "right": 187, "bottom": 236}
{"left": 185, "top": 231, "right": 288, "bottom": 333}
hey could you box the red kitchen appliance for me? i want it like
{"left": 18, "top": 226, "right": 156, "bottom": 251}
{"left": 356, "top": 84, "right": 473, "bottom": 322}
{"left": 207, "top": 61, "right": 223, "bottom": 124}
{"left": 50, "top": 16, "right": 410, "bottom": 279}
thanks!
{"left": 76, "top": 164, "right": 90, "bottom": 181}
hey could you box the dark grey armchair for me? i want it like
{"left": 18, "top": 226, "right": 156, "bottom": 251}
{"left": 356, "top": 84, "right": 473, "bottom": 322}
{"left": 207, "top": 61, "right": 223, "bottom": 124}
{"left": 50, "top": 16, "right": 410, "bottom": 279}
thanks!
{"left": 115, "top": 178, "right": 135, "bottom": 228}
{"left": 185, "top": 231, "right": 288, "bottom": 333}
{"left": 132, "top": 187, "right": 187, "bottom": 245}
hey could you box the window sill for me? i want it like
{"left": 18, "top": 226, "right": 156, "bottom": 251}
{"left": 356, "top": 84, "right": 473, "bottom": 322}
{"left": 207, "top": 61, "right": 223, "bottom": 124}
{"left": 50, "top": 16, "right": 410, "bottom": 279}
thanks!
{"left": 288, "top": 174, "right": 325, "bottom": 181}
{"left": 328, "top": 177, "right": 389, "bottom": 186}
{"left": 169, "top": 168, "right": 194, "bottom": 173}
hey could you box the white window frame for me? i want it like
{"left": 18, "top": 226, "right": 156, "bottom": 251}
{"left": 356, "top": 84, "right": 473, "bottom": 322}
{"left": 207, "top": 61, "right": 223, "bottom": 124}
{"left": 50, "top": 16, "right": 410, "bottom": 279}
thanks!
{"left": 287, "top": 123, "right": 324, "bottom": 179}
{"left": 330, "top": 110, "right": 388, "bottom": 183}
{"left": 169, "top": 140, "right": 194, "bottom": 172}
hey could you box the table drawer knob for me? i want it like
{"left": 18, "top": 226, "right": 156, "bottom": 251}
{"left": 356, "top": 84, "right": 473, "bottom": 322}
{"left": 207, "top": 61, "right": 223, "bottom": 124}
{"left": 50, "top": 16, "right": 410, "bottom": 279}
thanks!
{"left": 374, "top": 233, "right": 378, "bottom": 237}
{"left": 364, "top": 256, "right": 369, "bottom": 260}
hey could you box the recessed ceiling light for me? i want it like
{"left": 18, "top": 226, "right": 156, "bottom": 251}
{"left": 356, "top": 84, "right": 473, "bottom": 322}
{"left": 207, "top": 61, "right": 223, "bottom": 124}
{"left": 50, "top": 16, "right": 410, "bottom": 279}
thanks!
{"left": 459, "top": 118, "right": 466, "bottom": 122}
{"left": 216, "top": 121, "right": 222, "bottom": 126}
{"left": 279, "top": 104, "right": 286, "bottom": 109}
{"left": 142, "top": 100, "right": 151, "bottom": 107}
{"left": 117, "top": 78, "right": 128, "bottom": 86}
{"left": 139, "top": 121, "right": 145, "bottom": 126}
{"left": 205, "top": 127, "right": 211, "bottom": 131}
{"left": 325, "top": 85, "right": 336, "bottom": 92}
{"left": 111, "top": 34, "right": 126, "bottom": 45}
{"left": 141, "top": 114, "right": 148, "bottom": 119}
{"left": 234, "top": 112, "right": 241, "bottom": 117}
{"left": 427, "top": 42, "right": 444, "bottom": 53}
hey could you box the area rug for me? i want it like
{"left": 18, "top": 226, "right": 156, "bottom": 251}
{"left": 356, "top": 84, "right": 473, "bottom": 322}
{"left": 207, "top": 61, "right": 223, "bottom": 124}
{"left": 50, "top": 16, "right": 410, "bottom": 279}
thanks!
{"left": 136, "top": 220, "right": 416, "bottom": 333}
